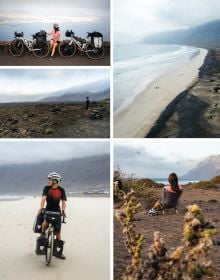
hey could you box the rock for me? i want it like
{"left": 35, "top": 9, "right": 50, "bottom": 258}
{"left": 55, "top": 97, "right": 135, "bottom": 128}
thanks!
{"left": 28, "top": 112, "right": 35, "bottom": 117}
{"left": 45, "top": 128, "right": 55, "bottom": 135}
{"left": 10, "top": 126, "right": 18, "bottom": 132}
{"left": 51, "top": 108, "right": 61, "bottom": 113}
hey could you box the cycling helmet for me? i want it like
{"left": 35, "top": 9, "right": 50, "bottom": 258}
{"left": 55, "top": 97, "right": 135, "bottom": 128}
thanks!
{"left": 48, "top": 172, "right": 62, "bottom": 182}
{"left": 53, "top": 23, "right": 59, "bottom": 29}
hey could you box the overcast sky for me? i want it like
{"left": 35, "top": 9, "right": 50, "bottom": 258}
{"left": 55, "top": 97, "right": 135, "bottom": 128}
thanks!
{"left": 114, "top": 0, "right": 220, "bottom": 42}
{"left": 0, "top": 69, "right": 109, "bottom": 102}
{"left": 0, "top": 141, "right": 109, "bottom": 166}
{"left": 114, "top": 140, "right": 220, "bottom": 178}
{"left": 0, "top": 0, "right": 109, "bottom": 23}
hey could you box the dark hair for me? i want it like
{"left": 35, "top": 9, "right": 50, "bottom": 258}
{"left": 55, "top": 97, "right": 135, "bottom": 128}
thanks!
{"left": 168, "top": 173, "right": 180, "bottom": 192}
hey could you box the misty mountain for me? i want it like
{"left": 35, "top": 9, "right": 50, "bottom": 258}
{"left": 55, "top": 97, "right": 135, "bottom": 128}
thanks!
{"left": 182, "top": 155, "right": 220, "bottom": 180}
{"left": 142, "top": 20, "right": 220, "bottom": 48}
{"left": 0, "top": 154, "right": 110, "bottom": 195}
{"left": 40, "top": 79, "right": 110, "bottom": 103}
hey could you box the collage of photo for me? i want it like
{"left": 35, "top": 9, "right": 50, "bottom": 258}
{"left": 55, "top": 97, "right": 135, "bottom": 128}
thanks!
{"left": 0, "top": 0, "right": 220, "bottom": 280}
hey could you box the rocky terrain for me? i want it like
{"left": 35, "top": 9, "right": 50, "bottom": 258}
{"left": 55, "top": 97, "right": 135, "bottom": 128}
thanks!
{"left": 147, "top": 48, "right": 220, "bottom": 138}
{"left": 0, "top": 101, "right": 110, "bottom": 138}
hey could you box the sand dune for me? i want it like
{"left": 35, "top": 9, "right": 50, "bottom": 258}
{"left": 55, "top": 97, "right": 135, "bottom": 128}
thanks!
{"left": 0, "top": 197, "right": 110, "bottom": 280}
{"left": 114, "top": 48, "right": 208, "bottom": 138}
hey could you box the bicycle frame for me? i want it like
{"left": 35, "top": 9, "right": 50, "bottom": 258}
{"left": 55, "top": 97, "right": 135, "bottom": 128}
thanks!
{"left": 69, "top": 36, "right": 95, "bottom": 53}
{"left": 15, "top": 36, "right": 42, "bottom": 52}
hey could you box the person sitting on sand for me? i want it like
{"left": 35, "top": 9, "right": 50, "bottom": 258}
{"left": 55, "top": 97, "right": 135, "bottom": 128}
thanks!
{"left": 148, "top": 173, "right": 183, "bottom": 216}
{"left": 47, "top": 23, "right": 61, "bottom": 60}
{"left": 37, "top": 172, "right": 67, "bottom": 259}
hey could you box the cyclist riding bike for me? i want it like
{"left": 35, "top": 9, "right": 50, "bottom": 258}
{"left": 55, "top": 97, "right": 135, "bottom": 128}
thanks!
{"left": 37, "top": 172, "right": 67, "bottom": 259}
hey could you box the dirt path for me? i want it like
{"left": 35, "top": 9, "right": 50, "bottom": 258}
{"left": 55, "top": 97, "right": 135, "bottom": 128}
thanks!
{"left": 114, "top": 189, "right": 220, "bottom": 279}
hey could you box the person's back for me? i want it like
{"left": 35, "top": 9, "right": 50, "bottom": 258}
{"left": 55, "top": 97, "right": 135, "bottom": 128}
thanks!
{"left": 163, "top": 186, "right": 182, "bottom": 208}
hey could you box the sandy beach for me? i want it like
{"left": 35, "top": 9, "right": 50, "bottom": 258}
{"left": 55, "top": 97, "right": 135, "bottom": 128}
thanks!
{"left": 114, "top": 48, "right": 208, "bottom": 138}
{"left": 0, "top": 197, "right": 110, "bottom": 280}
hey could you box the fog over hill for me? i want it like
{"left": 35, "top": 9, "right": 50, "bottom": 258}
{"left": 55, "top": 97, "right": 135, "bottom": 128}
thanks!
{"left": 143, "top": 20, "right": 220, "bottom": 48}
{"left": 182, "top": 155, "right": 220, "bottom": 180}
{"left": 0, "top": 154, "right": 110, "bottom": 195}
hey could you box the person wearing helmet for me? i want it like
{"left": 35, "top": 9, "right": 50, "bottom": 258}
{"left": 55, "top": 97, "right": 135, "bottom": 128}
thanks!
{"left": 37, "top": 172, "right": 67, "bottom": 259}
{"left": 47, "top": 23, "right": 61, "bottom": 60}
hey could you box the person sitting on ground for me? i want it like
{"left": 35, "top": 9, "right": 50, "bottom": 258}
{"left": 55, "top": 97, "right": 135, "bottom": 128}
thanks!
{"left": 47, "top": 23, "right": 61, "bottom": 60}
{"left": 148, "top": 173, "right": 183, "bottom": 216}
{"left": 37, "top": 172, "right": 67, "bottom": 259}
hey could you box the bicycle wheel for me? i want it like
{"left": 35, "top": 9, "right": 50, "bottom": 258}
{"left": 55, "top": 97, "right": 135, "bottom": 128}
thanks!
{"left": 10, "top": 39, "right": 24, "bottom": 56}
{"left": 86, "top": 45, "right": 105, "bottom": 60}
{"left": 45, "top": 230, "right": 54, "bottom": 266}
{"left": 59, "top": 41, "right": 76, "bottom": 58}
{"left": 33, "top": 42, "right": 49, "bottom": 58}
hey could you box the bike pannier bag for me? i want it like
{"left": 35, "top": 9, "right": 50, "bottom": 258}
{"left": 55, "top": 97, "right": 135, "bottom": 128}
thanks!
{"left": 35, "top": 236, "right": 47, "bottom": 255}
{"left": 34, "top": 30, "right": 47, "bottom": 45}
{"left": 33, "top": 212, "right": 44, "bottom": 233}
{"left": 65, "top": 30, "right": 73, "bottom": 37}
{"left": 90, "top": 32, "right": 103, "bottom": 48}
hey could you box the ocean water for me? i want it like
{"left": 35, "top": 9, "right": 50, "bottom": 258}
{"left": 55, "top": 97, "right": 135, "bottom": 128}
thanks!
{"left": 0, "top": 19, "right": 110, "bottom": 41}
{"left": 114, "top": 43, "right": 200, "bottom": 112}
{"left": 154, "top": 179, "right": 199, "bottom": 185}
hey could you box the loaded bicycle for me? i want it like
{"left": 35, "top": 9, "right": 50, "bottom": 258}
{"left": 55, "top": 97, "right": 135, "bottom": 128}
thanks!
{"left": 10, "top": 31, "right": 49, "bottom": 58}
{"left": 59, "top": 30, "right": 105, "bottom": 59}
{"left": 34, "top": 210, "right": 66, "bottom": 266}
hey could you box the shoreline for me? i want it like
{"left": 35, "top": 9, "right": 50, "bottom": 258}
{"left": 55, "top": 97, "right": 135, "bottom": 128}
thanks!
{"left": 147, "top": 48, "right": 220, "bottom": 138}
{"left": 114, "top": 48, "right": 208, "bottom": 138}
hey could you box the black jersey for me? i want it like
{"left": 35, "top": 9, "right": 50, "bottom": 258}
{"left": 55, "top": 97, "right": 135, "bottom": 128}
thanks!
{"left": 42, "top": 186, "right": 67, "bottom": 212}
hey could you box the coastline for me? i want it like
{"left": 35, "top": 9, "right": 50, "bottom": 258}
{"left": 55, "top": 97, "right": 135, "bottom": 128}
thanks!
{"left": 114, "top": 48, "right": 208, "bottom": 138}
{"left": 147, "top": 48, "right": 220, "bottom": 138}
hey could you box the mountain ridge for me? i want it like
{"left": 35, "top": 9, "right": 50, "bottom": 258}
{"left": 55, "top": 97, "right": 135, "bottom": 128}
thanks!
{"left": 0, "top": 154, "right": 110, "bottom": 195}
{"left": 181, "top": 154, "right": 220, "bottom": 180}
{"left": 142, "top": 19, "right": 220, "bottom": 48}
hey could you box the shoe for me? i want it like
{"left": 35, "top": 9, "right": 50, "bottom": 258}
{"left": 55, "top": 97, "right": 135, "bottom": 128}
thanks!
{"left": 54, "top": 254, "right": 66, "bottom": 260}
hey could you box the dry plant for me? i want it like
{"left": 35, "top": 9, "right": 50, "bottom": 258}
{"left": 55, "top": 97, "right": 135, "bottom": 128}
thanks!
{"left": 115, "top": 186, "right": 218, "bottom": 280}
{"left": 115, "top": 189, "right": 145, "bottom": 280}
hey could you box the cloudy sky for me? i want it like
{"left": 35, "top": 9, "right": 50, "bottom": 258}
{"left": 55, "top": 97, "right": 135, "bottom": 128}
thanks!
{"left": 0, "top": 69, "right": 109, "bottom": 102}
{"left": 114, "top": 0, "right": 220, "bottom": 42}
{"left": 114, "top": 140, "right": 220, "bottom": 178}
{"left": 0, "top": 0, "right": 109, "bottom": 24}
{"left": 0, "top": 141, "right": 109, "bottom": 166}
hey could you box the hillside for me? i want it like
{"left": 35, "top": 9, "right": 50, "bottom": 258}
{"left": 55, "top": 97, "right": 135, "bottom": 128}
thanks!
{"left": 143, "top": 19, "right": 220, "bottom": 48}
{"left": 182, "top": 155, "right": 220, "bottom": 180}
{"left": 0, "top": 154, "right": 110, "bottom": 195}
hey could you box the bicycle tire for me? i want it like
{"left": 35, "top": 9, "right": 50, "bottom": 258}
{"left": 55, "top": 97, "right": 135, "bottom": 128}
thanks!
{"left": 86, "top": 45, "right": 105, "bottom": 60}
{"left": 9, "top": 39, "right": 24, "bottom": 57}
{"left": 45, "top": 230, "right": 54, "bottom": 266}
{"left": 59, "top": 41, "right": 76, "bottom": 58}
{"left": 33, "top": 42, "right": 49, "bottom": 58}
